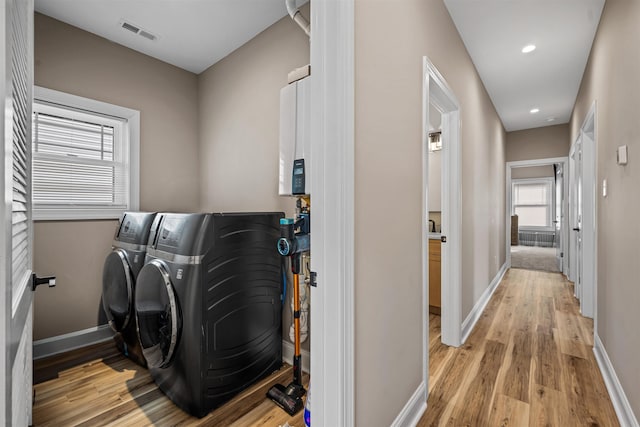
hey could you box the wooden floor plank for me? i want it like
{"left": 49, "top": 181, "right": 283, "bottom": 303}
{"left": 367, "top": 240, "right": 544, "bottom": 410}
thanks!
{"left": 532, "top": 325, "right": 562, "bottom": 391}
{"left": 449, "top": 340, "right": 506, "bottom": 426}
{"left": 34, "top": 340, "right": 120, "bottom": 385}
{"left": 418, "top": 348, "right": 479, "bottom": 426}
{"left": 500, "top": 331, "right": 533, "bottom": 403}
{"left": 420, "top": 268, "right": 620, "bottom": 427}
{"left": 555, "top": 310, "right": 590, "bottom": 359}
{"left": 34, "top": 356, "right": 307, "bottom": 426}
{"left": 560, "top": 354, "right": 620, "bottom": 427}
{"left": 488, "top": 394, "right": 530, "bottom": 427}
{"left": 529, "top": 385, "right": 571, "bottom": 427}
{"left": 34, "top": 268, "right": 620, "bottom": 426}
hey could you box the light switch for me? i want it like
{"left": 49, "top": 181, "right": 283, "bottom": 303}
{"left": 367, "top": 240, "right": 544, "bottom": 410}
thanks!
{"left": 617, "top": 145, "right": 628, "bottom": 165}
{"left": 602, "top": 179, "right": 607, "bottom": 197}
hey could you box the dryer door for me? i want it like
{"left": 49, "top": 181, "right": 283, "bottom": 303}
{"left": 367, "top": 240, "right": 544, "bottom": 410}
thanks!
{"left": 135, "top": 259, "right": 181, "bottom": 369}
{"left": 102, "top": 249, "right": 134, "bottom": 332}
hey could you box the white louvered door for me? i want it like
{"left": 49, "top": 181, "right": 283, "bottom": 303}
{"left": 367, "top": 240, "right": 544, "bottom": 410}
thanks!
{"left": 1, "top": 0, "right": 35, "bottom": 424}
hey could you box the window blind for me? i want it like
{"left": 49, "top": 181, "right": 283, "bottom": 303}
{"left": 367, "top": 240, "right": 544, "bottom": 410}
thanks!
{"left": 32, "top": 106, "right": 129, "bottom": 213}
{"left": 513, "top": 180, "right": 553, "bottom": 228}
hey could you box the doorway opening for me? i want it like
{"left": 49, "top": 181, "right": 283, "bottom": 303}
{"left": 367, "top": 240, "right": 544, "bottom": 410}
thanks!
{"left": 423, "top": 57, "right": 462, "bottom": 394}
{"left": 506, "top": 157, "right": 569, "bottom": 276}
{"left": 508, "top": 161, "right": 568, "bottom": 274}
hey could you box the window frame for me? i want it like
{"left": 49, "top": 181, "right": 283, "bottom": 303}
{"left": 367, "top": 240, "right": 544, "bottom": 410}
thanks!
{"left": 33, "top": 86, "right": 140, "bottom": 220}
{"left": 511, "top": 177, "right": 555, "bottom": 231}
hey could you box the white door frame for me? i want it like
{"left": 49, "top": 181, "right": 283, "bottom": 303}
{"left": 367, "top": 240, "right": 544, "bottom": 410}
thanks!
{"left": 505, "top": 156, "right": 569, "bottom": 274}
{"left": 568, "top": 146, "right": 577, "bottom": 284}
{"left": 571, "top": 101, "right": 597, "bottom": 320}
{"left": 423, "top": 56, "right": 463, "bottom": 380}
{"left": 309, "top": 0, "right": 355, "bottom": 425}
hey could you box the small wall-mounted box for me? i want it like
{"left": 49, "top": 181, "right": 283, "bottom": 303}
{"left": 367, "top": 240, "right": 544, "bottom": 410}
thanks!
{"left": 617, "top": 145, "right": 628, "bottom": 165}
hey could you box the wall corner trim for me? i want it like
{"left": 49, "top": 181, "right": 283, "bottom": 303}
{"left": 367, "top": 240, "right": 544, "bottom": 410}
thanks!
{"left": 33, "top": 325, "right": 114, "bottom": 360}
{"left": 461, "top": 262, "right": 508, "bottom": 344}
{"left": 282, "top": 340, "right": 311, "bottom": 374}
{"left": 593, "top": 334, "right": 640, "bottom": 427}
{"left": 390, "top": 381, "right": 427, "bottom": 427}
{"left": 309, "top": 0, "right": 355, "bottom": 425}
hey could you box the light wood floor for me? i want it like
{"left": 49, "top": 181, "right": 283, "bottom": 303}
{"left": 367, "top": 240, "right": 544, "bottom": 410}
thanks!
{"left": 420, "top": 268, "right": 619, "bottom": 426}
{"left": 34, "top": 268, "right": 618, "bottom": 426}
{"left": 33, "top": 345, "right": 308, "bottom": 426}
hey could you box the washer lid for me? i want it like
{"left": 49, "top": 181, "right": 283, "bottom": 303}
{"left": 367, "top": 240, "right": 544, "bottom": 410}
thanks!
{"left": 135, "top": 259, "right": 181, "bottom": 369}
{"left": 102, "top": 249, "right": 133, "bottom": 332}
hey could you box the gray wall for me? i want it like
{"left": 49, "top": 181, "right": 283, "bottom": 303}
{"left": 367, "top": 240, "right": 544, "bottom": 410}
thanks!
{"left": 34, "top": 13, "right": 199, "bottom": 340}
{"left": 512, "top": 165, "right": 555, "bottom": 180}
{"left": 506, "top": 124, "right": 570, "bottom": 162}
{"left": 354, "top": 0, "right": 506, "bottom": 424}
{"left": 570, "top": 0, "right": 640, "bottom": 419}
{"left": 33, "top": 9, "right": 309, "bottom": 351}
{"left": 197, "top": 6, "right": 309, "bottom": 351}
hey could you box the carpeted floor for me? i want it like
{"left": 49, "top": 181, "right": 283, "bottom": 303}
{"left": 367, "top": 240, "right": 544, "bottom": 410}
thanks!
{"left": 510, "top": 245, "right": 560, "bottom": 273}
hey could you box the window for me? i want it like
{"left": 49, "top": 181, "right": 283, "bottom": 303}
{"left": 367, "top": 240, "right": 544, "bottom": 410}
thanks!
{"left": 512, "top": 178, "right": 554, "bottom": 229}
{"left": 32, "top": 87, "right": 139, "bottom": 220}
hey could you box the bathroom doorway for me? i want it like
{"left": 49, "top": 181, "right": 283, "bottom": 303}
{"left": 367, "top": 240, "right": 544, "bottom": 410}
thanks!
{"left": 422, "top": 57, "right": 463, "bottom": 397}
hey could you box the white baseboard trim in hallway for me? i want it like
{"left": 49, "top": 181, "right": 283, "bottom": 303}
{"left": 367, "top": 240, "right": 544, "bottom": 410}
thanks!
{"left": 282, "top": 340, "right": 311, "bottom": 373}
{"left": 461, "top": 262, "right": 508, "bottom": 344}
{"left": 33, "top": 324, "right": 114, "bottom": 360}
{"left": 593, "top": 334, "right": 640, "bottom": 427}
{"left": 390, "top": 381, "right": 427, "bottom": 427}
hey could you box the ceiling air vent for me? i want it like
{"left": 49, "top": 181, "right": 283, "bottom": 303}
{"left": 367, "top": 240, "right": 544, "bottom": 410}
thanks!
{"left": 121, "top": 21, "right": 139, "bottom": 34}
{"left": 138, "top": 31, "right": 157, "bottom": 41}
{"left": 120, "top": 20, "right": 157, "bottom": 41}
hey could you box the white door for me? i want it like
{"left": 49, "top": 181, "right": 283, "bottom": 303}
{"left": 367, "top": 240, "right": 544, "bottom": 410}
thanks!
{"left": 554, "top": 164, "right": 563, "bottom": 272}
{"left": 571, "top": 140, "right": 584, "bottom": 301}
{"left": 568, "top": 153, "right": 575, "bottom": 281}
{"left": 1, "top": 0, "right": 35, "bottom": 424}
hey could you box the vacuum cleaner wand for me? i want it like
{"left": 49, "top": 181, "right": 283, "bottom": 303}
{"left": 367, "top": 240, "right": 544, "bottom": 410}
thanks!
{"left": 291, "top": 273, "right": 303, "bottom": 387}
{"left": 268, "top": 216, "right": 309, "bottom": 415}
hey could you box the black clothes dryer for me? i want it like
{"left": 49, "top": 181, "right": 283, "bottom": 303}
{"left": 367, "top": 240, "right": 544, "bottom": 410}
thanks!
{"left": 102, "top": 211, "right": 156, "bottom": 367}
{"left": 135, "top": 212, "right": 284, "bottom": 418}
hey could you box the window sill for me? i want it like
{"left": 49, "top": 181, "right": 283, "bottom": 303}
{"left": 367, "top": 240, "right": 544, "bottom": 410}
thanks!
{"left": 33, "top": 207, "right": 127, "bottom": 221}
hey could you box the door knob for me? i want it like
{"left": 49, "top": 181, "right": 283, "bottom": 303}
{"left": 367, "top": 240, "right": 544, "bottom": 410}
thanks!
{"left": 572, "top": 227, "right": 581, "bottom": 232}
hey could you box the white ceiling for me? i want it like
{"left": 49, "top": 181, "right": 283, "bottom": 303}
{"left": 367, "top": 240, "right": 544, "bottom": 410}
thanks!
{"left": 36, "top": 1, "right": 604, "bottom": 132}
{"left": 35, "top": 0, "right": 307, "bottom": 74}
{"left": 444, "top": 0, "right": 605, "bottom": 132}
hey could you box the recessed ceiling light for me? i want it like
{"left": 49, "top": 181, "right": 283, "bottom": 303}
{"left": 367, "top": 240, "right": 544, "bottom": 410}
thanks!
{"left": 546, "top": 117, "right": 556, "bottom": 122}
{"left": 530, "top": 108, "right": 540, "bottom": 114}
{"left": 522, "top": 44, "right": 536, "bottom": 53}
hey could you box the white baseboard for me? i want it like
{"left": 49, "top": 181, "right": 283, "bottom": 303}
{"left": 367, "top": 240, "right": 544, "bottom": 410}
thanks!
{"left": 390, "top": 381, "right": 427, "bottom": 427}
{"left": 33, "top": 324, "right": 114, "bottom": 360}
{"left": 282, "top": 339, "right": 311, "bottom": 373}
{"left": 461, "top": 262, "right": 507, "bottom": 344}
{"left": 593, "top": 334, "right": 639, "bottom": 427}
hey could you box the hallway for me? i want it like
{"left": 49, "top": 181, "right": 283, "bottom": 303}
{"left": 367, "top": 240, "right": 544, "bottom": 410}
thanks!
{"left": 420, "top": 269, "right": 618, "bottom": 426}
